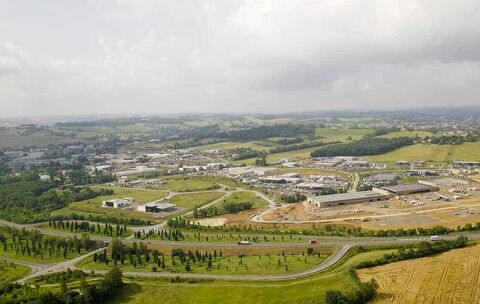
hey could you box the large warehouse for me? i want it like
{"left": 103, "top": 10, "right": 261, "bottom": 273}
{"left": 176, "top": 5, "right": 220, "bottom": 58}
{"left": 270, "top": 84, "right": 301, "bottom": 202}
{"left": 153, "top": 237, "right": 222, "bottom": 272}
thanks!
{"left": 307, "top": 188, "right": 393, "bottom": 208}
{"left": 382, "top": 182, "right": 439, "bottom": 195}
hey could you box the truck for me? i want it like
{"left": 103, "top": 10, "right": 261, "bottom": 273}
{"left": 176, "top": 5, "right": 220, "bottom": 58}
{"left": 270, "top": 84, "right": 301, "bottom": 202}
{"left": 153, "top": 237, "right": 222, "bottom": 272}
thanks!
{"left": 430, "top": 235, "right": 442, "bottom": 241}
{"left": 237, "top": 241, "right": 251, "bottom": 245}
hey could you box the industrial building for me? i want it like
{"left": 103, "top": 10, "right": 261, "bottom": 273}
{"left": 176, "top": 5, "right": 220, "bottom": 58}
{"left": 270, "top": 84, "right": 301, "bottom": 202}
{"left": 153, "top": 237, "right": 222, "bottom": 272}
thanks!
{"left": 307, "top": 188, "right": 393, "bottom": 208}
{"left": 382, "top": 182, "right": 439, "bottom": 195}
{"left": 137, "top": 202, "right": 176, "bottom": 213}
{"left": 102, "top": 198, "right": 133, "bottom": 208}
{"left": 364, "top": 173, "right": 402, "bottom": 186}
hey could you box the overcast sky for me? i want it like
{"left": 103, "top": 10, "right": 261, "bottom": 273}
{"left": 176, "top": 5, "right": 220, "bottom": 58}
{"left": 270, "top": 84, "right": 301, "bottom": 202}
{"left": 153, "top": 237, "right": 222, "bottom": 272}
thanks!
{"left": 1, "top": 0, "right": 480, "bottom": 117}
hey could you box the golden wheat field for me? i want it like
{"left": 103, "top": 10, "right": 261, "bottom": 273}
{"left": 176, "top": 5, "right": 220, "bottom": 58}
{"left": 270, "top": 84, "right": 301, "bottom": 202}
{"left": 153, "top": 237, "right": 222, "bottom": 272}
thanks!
{"left": 358, "top": 245, "right": 480, "bottom": 304}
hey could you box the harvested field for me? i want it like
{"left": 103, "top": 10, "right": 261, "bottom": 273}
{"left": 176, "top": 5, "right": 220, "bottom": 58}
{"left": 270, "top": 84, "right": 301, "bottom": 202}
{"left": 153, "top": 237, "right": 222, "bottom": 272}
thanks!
{"left": 358, "top": 245, "right": 480, "bottom": 304}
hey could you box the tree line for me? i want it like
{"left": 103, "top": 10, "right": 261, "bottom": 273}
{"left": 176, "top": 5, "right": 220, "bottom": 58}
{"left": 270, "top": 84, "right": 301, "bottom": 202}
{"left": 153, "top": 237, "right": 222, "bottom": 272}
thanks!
{"left": 0, "top": 227, "right": 92, "bottom": 260}
{"left": 48, "top": 220, "right": 128, "bottom": 237}
{"left": 311, "top": 137, "right": 414, "bottom": 157}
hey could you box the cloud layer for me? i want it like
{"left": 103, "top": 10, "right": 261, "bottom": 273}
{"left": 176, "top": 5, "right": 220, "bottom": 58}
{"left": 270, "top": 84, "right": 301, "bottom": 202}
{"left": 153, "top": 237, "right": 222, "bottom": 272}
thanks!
{"left": 1, "top": 0, "right": 480, "bottom": 117}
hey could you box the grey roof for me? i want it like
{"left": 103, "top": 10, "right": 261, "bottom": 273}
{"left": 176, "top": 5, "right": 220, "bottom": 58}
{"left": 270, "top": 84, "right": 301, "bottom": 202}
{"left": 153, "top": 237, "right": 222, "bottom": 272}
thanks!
{"left": 367, "top": 173, "right": 401, "bottom": 181}
{"left": 383, "top": 183, "right": 438, "bottom": 193}
{"left": 309, "top": 190, "right": 390, "bottom": 203}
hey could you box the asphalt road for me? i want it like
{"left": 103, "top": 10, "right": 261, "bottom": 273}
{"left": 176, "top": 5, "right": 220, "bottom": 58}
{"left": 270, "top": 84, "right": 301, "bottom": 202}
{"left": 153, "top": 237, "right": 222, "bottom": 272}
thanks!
{"left": 2, "top": 218, "right": 478, "bottom": 283}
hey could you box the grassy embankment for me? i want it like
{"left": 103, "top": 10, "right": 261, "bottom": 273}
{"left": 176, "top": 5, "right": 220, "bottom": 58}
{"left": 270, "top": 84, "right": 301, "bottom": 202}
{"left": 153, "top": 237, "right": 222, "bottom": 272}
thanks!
{"left": 105, "top": 248, "right": 396, "bottom": 304}
{"left": 0, "top": 261, "right": 31, "bottom": 283}
{"left": 77, "top": 247, "right": 332, "bottom": 276}
{"left": 367, "top": 142, "right": 480, "bottom": 162}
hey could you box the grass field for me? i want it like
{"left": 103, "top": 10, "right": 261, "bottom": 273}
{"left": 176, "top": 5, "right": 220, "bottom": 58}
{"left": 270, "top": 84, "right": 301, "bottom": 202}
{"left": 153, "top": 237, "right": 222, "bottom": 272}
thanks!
{"left": 159, "top": 176, "right": 245, "bottom": 192}
{"left": 0, "top": 261, "right": 31, "bottom": 283}
{"left": 220, "top": 191, "right": 269, "bottom": 209}
{"left": 358, "top": 244, "right": 480, "bottom": 304}
{"left": 315, "top": 128, "right": 373, "bottom": 142}
{"left": 38, "top": 222, "right": 133, "bottom": 238}
{"left": 77, "top": 249, "right": 330, "bottom": 276}
{"left": 105, "top": 248, "right": 395, "bottom": 304}
{"left": 52, "top": 187, "right": 168, "bottom": 221}
{"left": 0, "top": 244, "right": 89, "bottom": 265}
{"left": 0, "top": 128, "right": 78, "bottom": 148}
{"left": 193, "top": 141, "right": 279, "bottom": 152}
{"left": 367, "top": 142, "right": 480, "bottom": 162}
{"left": 170, "top": 192, "right": 224, "bottom": 209}
{"left": 379, "top": 130, "right": 435, "bottom": 139}
{"left": 237, "top": 145, "right": 331, "bottom": 165}
{"left": 159, "top": 178, "right": 221, "bottom": 192}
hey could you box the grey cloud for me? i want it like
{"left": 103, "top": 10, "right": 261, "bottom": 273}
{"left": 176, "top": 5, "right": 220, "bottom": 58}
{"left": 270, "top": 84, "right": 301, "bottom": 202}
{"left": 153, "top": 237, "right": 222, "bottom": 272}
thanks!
{"left": 1, "top": 0, "right": 480, "bottom": 117}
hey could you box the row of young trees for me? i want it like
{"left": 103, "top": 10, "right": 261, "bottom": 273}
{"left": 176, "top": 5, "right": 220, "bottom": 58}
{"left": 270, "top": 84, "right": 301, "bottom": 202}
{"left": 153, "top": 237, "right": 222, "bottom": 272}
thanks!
{"left": 52, "top": 213, "right": 152, "bottom": 226}
{"left": 48, "top": 220, "right": 128, "bottom": 237}
{"left": 134, "top": 229, "right": 185, "bottom": 241}
{"left": 0, "top": 227, "right": 92, "bottom": 260}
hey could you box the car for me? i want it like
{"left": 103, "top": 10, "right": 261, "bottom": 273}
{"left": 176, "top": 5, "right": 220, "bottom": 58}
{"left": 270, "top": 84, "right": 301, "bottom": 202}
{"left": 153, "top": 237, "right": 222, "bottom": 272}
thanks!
{"left": 237, "top": 241, "right": 251, "bottom": 245}
{"left": 430, "top": 235, "right": 442, "bottom": 241}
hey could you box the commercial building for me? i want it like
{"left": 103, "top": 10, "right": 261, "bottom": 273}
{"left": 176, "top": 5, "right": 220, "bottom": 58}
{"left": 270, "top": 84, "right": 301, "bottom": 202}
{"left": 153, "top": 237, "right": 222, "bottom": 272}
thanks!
{"left": 114, "top": 166, "right": 157, "bottom": 176}
{"left": 382, "top": 182, "right": 439, "bottom": 195}
{"left": 137, "top": 202, "right": 176, "bottom": 213}
{"left": 102, "top": 198, "right": 133, "bottom": 208}
{"left": 307, "top": 188, "right": 393, "bottom": 208}
{"left": 364, "top": 173, "right": 402, "bottom": 186}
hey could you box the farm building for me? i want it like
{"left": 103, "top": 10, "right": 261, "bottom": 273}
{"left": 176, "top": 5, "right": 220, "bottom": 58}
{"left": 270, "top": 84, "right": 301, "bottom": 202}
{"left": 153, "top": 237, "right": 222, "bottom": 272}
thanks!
{"left": 137, "top": 202, "right": 176, "bottom": 213}
{"left": 307, "top": 188, "right": 393, "bottom": 208}
{"left": 382, "top": 182, "right": 439, "bottom": 195}
{"left": 364, "top": 173, "right": 402, "bottom": 186}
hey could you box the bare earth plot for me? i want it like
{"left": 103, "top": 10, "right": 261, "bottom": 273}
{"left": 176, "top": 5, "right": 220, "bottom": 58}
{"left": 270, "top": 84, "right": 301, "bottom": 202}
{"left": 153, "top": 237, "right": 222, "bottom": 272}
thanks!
{"left": 358, "top": 245, "right": 480, "bottom": 304}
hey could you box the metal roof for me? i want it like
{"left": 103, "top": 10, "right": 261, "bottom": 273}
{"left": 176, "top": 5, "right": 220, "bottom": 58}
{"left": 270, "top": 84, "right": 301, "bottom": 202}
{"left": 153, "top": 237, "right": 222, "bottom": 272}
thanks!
{"left": 383, "top": 183, "right": 438, "bottom": 193}
{"left": 309, "top": 190, "right": 390, "bottom": 203}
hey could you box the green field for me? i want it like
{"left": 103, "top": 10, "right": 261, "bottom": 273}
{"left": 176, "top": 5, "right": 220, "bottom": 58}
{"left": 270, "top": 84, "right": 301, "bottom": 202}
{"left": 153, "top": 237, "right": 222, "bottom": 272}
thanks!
{"left": 105, "top": 248, "right": 395, "bottom": 304}
{"left": 237, "top": 145, "right": 328, "bottom": 165}
{"left": 0, "top": 128, "right": 78, "bottom": 148}
{"left": 52, "top": 187, "right": 168, "bottom": 221}
{"left": 0, "top": 244, "right": 89, "bottom": 265}
{"left": 170, "top": 192, "right": 224, "bottom": 209}
{"left": 220, "top": 191, "right": 269, "bottom": 209}
{"left": 77, "top": 251, "right": 330, "bottom": 276}
{"left": 379, "top": 130, "right": 435, "bottom": 139}
{"left": 315, "top": 128, "right": 373, "bottom": 142}
{"left": 367, "top": 142, "right": 480, "bottom": 162}
{"left": 193, "top": 141, "right": 279, "bottom": 152}
{"left": 38, "top": 222, "right": 133, "bottom": 238}
{"left": 159, "top": 176, "right": 230, "bottom": 192}
{"left": 0, "top": 261, "right": 31, "bottom": 283}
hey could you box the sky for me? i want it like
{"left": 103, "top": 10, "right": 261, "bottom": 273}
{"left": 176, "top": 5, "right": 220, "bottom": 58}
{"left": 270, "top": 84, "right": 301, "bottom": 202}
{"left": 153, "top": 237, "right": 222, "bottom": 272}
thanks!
{"left": 1, "top": 0, "right": 480, "bottom": 118}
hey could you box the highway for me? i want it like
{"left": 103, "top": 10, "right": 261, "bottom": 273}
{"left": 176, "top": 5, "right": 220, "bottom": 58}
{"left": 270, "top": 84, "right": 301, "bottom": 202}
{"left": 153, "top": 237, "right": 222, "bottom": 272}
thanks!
{"left": 1, "top": 218, "right": 478, "bottom": 283}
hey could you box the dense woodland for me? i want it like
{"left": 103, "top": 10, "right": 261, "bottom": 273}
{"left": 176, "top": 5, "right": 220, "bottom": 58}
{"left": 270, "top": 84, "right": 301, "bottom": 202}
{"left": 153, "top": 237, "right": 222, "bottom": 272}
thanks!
{"left": 311, "top": 137, "right": 414, "bottom": 157}
{"left": 0, "top": 172, "right": 113, "bottom": 223}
